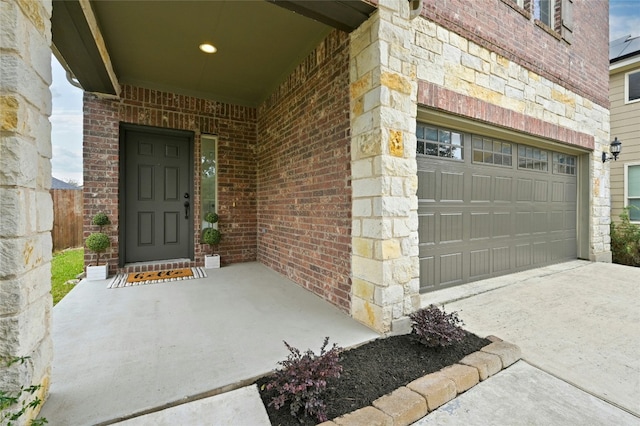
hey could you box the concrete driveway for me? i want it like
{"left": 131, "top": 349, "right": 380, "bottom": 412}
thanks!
{"left": 423, "top": 260, "right": 640, "bottom": 419}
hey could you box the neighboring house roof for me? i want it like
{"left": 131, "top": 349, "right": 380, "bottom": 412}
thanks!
{"left": 610, "top": 34, "right": 640, "bottom": 63}
{"left": 52, "top": 177, "right": 81, "bottom": 190}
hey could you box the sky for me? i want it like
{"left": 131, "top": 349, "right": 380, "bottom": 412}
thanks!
{"left": 51, "top": 58, "right": 83, "bottom": 184}
{"left": 49, "top": 0, "right": 640, "bottom": 185}
{"left": 610, "top": 0, "right": 640, "bottom": 41}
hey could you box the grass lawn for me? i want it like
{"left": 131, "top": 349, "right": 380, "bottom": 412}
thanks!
{"left": 51, "top": 248, "right": 84, "bottom": 305}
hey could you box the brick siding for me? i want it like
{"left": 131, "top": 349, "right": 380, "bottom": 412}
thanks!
{"left": 418, "top": 0, "right": 609, "bottom": 108}
{"left": 257, "top": 30, "right": 352, "bottom": 312}
{"left": 83, "top": 88, "right": 257, "bottom": 274}
{"left": 418, "top": 81, "right": 595, "bottom": 150}
{"left": 83, "top": 30, "right": 353, "bottom": 314}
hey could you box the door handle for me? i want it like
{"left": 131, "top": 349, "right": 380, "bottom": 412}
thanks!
{"left": 183, "top": 193, "right": 190, "bottom": 219}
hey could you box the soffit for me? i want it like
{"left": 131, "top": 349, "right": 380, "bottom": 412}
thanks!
{"left": 52, "top": 0, "right": 376, "bottom": 106}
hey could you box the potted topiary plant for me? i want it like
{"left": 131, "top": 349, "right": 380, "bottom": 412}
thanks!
{"left": 202, "top": 211, "right": 221, "bottom": 268}
{"left": 85, "top": 212, "right": 111, "bottom": 280}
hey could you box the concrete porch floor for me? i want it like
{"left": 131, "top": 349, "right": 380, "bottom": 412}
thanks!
{"left": 39, "top": 262, "right": 379, "bottom": 425}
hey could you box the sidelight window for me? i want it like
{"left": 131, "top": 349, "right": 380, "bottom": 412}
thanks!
{"left": 201, "top": 135, "right": 217, "bottom": 229}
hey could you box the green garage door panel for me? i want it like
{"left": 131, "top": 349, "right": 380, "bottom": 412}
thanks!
{"left": 418, "top": 143, "right": 577, "bottom": 292}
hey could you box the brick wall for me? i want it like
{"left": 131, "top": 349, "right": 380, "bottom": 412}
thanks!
{"left": 83, "top": 94, "right": 119, "bottom": 272}
{"left": 257, "top": 30, "right": 352, "bottom": 312}
{"left": 411, "top": 11, "right": 609, "bottom": 151}
{"left": 83, "top": 30, "right": 353, "bottom": 313}
{"left": 83, "top": 87, "right": 257, "bottom": 273}
{"left": 422, "top": 0, "right": 609, "bottom": 108}
{"left": 417, "top": 81, "right": 595, "bottom": 150}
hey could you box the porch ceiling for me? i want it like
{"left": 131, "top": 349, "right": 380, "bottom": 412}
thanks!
{"left": 51, "top": 0, "right": 376, "bottom": 106}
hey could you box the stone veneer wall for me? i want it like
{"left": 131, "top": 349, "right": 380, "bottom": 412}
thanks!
{"left": 411, "top": 5, "right": 611, "bottom": 259}
{"left": 422, "top": 0, "right": 609, "bottom": 108}
{"left": 83, "top": 86, "right": 257, "bottom": 273}
{"left": 0, "top": 0, "right": 53, "bottom": 420}
{"left": 257, "top": 30, "right": 353, "bottom": 312}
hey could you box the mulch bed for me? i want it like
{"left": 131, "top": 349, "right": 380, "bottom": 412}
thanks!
{"left": 256, "top": 332, "right": 490, "bottom": 425}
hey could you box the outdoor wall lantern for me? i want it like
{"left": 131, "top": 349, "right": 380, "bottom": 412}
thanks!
{"left": 602, "top": 137, "right": 622, "bottom": 163}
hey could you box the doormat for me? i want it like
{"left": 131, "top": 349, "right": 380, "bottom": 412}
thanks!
{"left": 107, "top": 267, "right": 207, "bottom": 289}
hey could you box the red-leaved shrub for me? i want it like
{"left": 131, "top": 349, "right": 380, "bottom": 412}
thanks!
{"left": 409, "top": 304, "right": 466, "bottom": 348}
{"left": 266, "top": 337, "right": 342, "bottom": 423}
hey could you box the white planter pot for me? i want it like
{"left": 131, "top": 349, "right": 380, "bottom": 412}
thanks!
{"left": 87, "top": 264, "right": 108, "bottom": 280}
{"left": 204, "top": 254, "right": 220, "bottom": 269}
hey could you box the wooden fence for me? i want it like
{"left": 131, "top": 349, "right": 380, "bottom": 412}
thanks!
{"left": 51, "top": 189, "right": 83, "bottom": 252}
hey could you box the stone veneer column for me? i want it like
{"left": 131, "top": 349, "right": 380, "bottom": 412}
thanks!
{"left": 592, "top": 135, "right": 613, "bottom": 262}
{"left": 350, "top": 0, "right": 420, "bottom": 333}
{"left": 0, "top": 0, "right": 53, "bottom": 421}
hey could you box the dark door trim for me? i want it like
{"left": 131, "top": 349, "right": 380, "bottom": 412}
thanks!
{"left": 118, "top": 123, "right": 195, "bottom": 267}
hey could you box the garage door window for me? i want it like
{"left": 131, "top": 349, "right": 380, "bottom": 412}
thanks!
{"left": 552, "top": 153, "right": 576, "bottom": 175}
{"left": 518, "top": 146, "right": 548, "bottom": 171}
{"left": 417, "top": 124, "right": 463, "bottom": 160}
{"left": 472, "top": 136, "right": 513, "bottom": 166}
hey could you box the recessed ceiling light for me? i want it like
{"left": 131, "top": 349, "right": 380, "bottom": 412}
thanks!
{"left": 199, "top": 43, "right": 217, "bottom": 54}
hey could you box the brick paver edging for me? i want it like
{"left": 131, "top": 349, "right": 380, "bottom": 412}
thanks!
{"left": 319, "top": 336, "right": 521, "bottom": 426}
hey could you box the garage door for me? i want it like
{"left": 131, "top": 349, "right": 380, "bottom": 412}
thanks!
{"left": 417, "top": 123, "right": 577, "bottom": 292}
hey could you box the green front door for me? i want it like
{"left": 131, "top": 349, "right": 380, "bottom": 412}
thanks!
{"left": 122, "top": 125, "right": 193, "bottom": 264}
